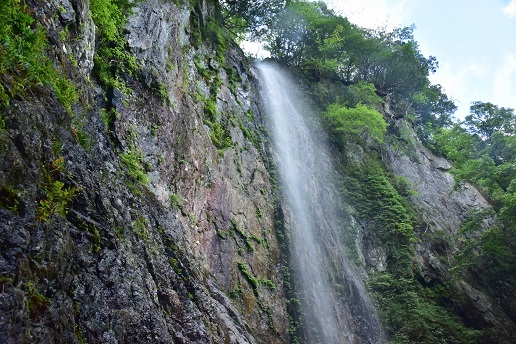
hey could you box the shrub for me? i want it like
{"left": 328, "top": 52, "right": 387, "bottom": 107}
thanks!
{"left": 120, "top": 148, "right": 149, "bottom": 184}
{"left": 90, "top": 0, "right": 138, "bottom": 90}
{"left": 0, "top": 1, "right": 77, "bottom": 110}
{"left": 323, "top": 103, "right": 387, "bottom": 146}
{"left": 37, "top": 179, "right": 77, "bottom": 222}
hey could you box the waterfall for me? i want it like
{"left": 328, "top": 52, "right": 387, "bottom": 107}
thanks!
{"left": 257, "top": 62, "right": 386, "bottom": 344}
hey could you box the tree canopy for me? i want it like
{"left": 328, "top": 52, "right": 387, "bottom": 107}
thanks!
{"left": 220, "top": 0, "right": 455, "bottom": 131}
{"left": 255, "top": 1, "right": 453, "bottom": 129}
{"left": 465, "top": 101, "right": 515, "bottom": 140}
{"left": 323, "top": 103, "right": 387, "bottom": 146}
{"left": 219, "top": 0, "right": 287, "bottom": 39}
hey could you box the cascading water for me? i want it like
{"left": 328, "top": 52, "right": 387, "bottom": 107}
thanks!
{"left": 257, "top": 62, "right": 387, "bottom": 344}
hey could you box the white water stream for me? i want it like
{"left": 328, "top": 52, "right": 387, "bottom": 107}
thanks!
{"left": 257, "top": 62, "right": 386, "bottom": 344}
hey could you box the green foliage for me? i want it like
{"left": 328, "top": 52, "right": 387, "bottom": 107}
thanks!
{"left": 168, "top": 257, "right": 184, "bottom": 278}
{"left": 260, "top": 0, "right": 453, "bottom": 138}
{"left": 0, "top": 115, "right": 5, "bottom": 135}
{"left": 79, "top": 220, "right": 101, "bottom": 253}
{"left": 0, "top": 186, "right": 20, "bottom": 212}
{"left": 429, "top": 125, "right": 477, "bottom": 164}
{"left": 100, "top": 108, "right": 117, "bottom": 132}
{"left": 342, "top": 160, "right": 415, "bottom": 273}
{"left": 25, "top": 281, "right": 50, "bottom": 320}
{"left": 412, "top": 84, "right": 456, "bottom": 138}
{"left": 255, "top": 207, "right": 262, "bottom": 220}
{"left": 369, "top": 273, "right": 480, "bottom": 344}
{"left": 237, "top": 260, "right": 276, "bottom": 297}
{"left": 238, "top": 261, "right": 259, "bottom": 295}
{"left": 266, "top": 3, "right": 435, "bottom": 95}
{"left": 266, "top": 1, "right": 329, "bottom": 66}
{"left": 190, "top": 11, "right": 230, "bottom": 63}
{"left": 427, "top": 102, "right": 516, "bottom": 326}
{"left": 204, "top": 98, "right": 217, "bottom": 122}
{"left": 37, "top": 157, "right": 77, "bottom": 222}
{"left": 0, "top": 0, "right": 77, "bottom": 111}
{"left": 206, "top": 20, "right": 229, "bottom": 61}
{"left": 465, "top": 101, "right": 515, "bottom": 140}
{"left": 120, "top": 148, "right": 149, "bottom": 185}
{"left": 133, "top": 216, "right": 150, "bottom": 241}
{"left": 223, "top": 219, "right": 255, "bottom": 252}
{"left": 229, "top": 283, "right": 242, "bottom": 299}
{"left": 454, "top": 207, "right": 515, "bottom": 285}
{"left": 260, "top": 278, "right": 276, "bottom": 290}
{"left": 348, "top": 82, "right": 383, "bottom": 108}
{"left": 391, "top": 176, "right": 418, "bottom": 197}
{"left": 193, "top": 53, "right": 234, "bottom": 152}
{"left": 224, "top": 65, "right": 242, "bottom": 94}
{"left": 429, "top": 104, "right": 515, "bottom": 232}
{"left": 208, "top": 120, "right": 233, "bottom": 150}
{"left": 220, "top": 0, "right": 286, "bottom": 40}
{"left": 170, "top": 193, "right": 181, "bottom": 210}
{"left": 201, "top": 93, "right": 232, "bottom": 151}
{"left": 90, "top": 0, "right": 138, "bottom": 90}
{"left": 188, "top": 211, "right": 197, "bottom": 224}
{"left": 193, "top": 54, "right": 211, "bottom": 80}
{"left": 90, "top": 0, "right": 130, "bottom": 42}
{"left": 0, "top": 276, "right": 13, "bottom": 288}
{"left": 339, "top": 158, "right": 479, "bottom": 342}
{"left": 323, "top": 103, "right": 387, "bottom": 146}
{"left": 37, "top": 180, "right": 77, "bottom": 222}
{"left": 72, "top": 124, "right": 90, "bottom": 150}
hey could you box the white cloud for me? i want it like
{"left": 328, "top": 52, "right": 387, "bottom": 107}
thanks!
{"left": 429, "top": 64, "right": 469, "bottom": 118}
{"left": 429, "top": 59, "right": 491, "bottom": 120}
{"left": 493, "top": 53, "right": 516, "bottom": 109}
{"left": 503, "top": 0, "right": 516, "bottom": 19}
{"left": 323, "top": 0, "right": 412, "bottom": 30}
{"left": 428, "top": 55, "right": 516, "bottom": 120}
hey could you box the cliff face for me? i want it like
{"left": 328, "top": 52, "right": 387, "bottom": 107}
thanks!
{"left": 349, "top": 117, "right": 514, "bottom": 342}
{"left": 1, "top": 1, "right": 513, "bottom": 343}
{"left": 0, "top": 0, "right": 288, "bottom": 343}
{"left": 383, "top": 121, "right": 514, "bottom": 339}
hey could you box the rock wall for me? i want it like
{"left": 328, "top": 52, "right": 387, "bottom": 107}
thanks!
{"left": 0, "top": 0, "right": 288, "bottom": 343}
{"left": 382, "top": 119, "right": 514, "bottom": 340}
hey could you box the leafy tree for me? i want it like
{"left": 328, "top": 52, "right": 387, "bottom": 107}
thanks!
{"left": 430, "top": 124, "right": 479, "bottom": 164}
{"left": 348, "top": 81, "right": 384, "bottom": 107}
{"left": 465, "top": 101, "right": 515, "bottom": 140}
{"left": 323, "top": 103, "right": 387, "bottom": 146}
{"left": 265, "top": 1, "right": 330, "bottom": 65}
{"left": 263, "top": 1, "right": 445, "bottom": 133}
{"left": 486, "top": 131, "right": 516, "bottom": 165}
{"left": 90, "top": 0, "right": 138, "bottom": 89}
{"left": 219, "top": 0, "right": 287, "bottom": 39}
{"left": 360, "top": 26, "right": 436, "bottom": 100}
{"left": 411, "top": 84, "right": 457, "bottom": 141}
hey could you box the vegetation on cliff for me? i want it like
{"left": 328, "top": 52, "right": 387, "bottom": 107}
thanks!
{"left": 1, "top": 0, "right": 286, "bottom": 343}
{"left": 0, "top": 0, "right": 77, "bottom": 111}
{"left": 234, "top": 0, "right": 515, "bottom": 343}
{"left": 0, "top": 0, "right": 513, "bottom": 343}
{"left": 430, "top": 102, "right": 515, "bottom": 288}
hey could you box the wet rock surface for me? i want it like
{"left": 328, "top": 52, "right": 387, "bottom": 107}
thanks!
{"left": 0, "top": 0, "right": 287, "bottom": 343}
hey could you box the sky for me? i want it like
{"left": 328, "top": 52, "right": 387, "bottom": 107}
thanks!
{"left": 322, "top": 0, "right": 516, "bottom": 120}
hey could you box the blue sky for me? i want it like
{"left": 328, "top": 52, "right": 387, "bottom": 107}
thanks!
{"left": 325, "top": 0, "right": 516, "bottom": 119}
